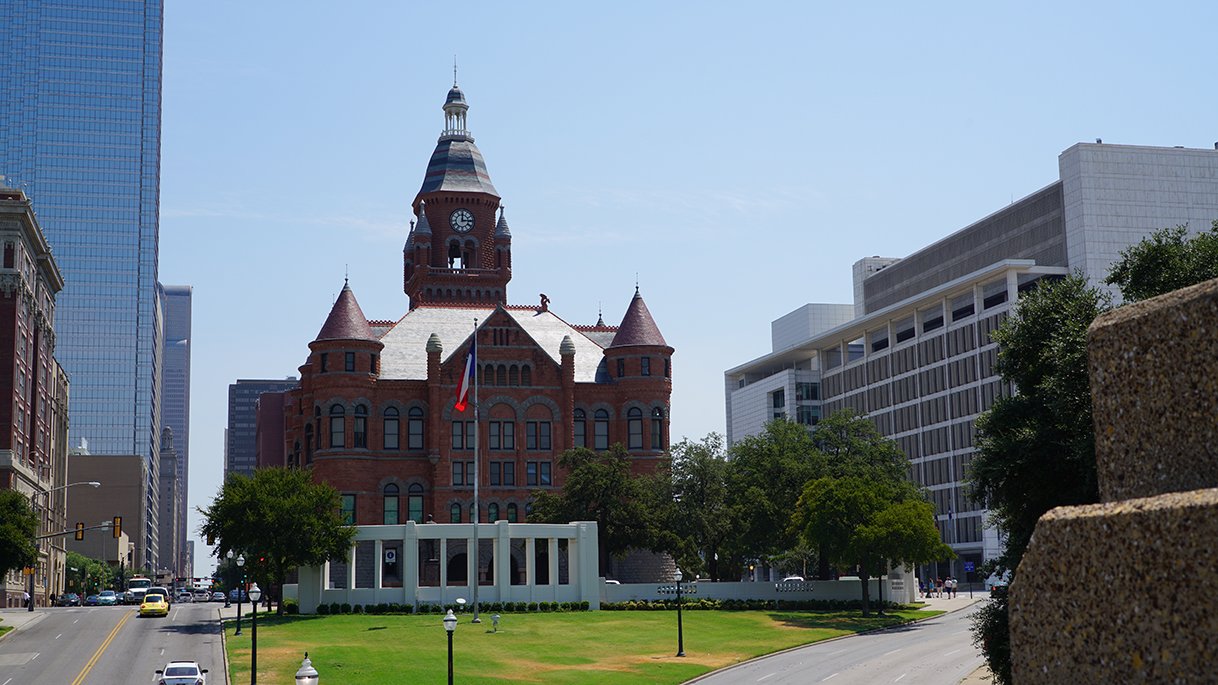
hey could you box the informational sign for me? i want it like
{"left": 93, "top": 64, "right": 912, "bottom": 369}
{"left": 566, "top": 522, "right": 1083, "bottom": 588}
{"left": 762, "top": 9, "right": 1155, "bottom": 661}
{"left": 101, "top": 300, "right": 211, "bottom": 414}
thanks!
{"left": 384, "top": 549, "right": 397, "bottom": 564}
{"left": 963, "top": 562, "right": 975, "bottom": 573}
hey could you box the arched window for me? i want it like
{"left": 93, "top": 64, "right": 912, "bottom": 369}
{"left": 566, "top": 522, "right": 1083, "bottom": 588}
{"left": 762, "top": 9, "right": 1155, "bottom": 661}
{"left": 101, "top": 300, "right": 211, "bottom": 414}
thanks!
{"left": 303, "top": 425, "right": 314, "bottom": 463}
{"left": 470, "top": 503, "right": 478, "bottom": 523}
{"left": 594, "top": 409, "right": 609, "bottom": 450}
{"left": 496, "top": 364, "right": 507, "bottom": 386}
{"left": 651, "top": 407, "right": 665, "bottom": 450}
{"left": 330, "top": 405, "right": 345, "bottom": 448}
{"left": 628, "top": 407, "right": 643, "bottom": 449}
{"left": 408, "top": 484, "right": 424, "bottom": 523}
{"left": 383, "top": 407, "right": 399, "bottom": 450}
{"left": 509, "top": 365, "right": 519, "bottom": 386}
{"left": 290, "top": 441, "right": 301, "bottom": 468}
{"left": 383, "top": 484, "right": 399, "bottom": 525}
{"left": 353, "top": 405, "right": 368, "bottom": 448}
{"left": 450, "top": 503, "right": 461, "bottom": 523}
{"left": 478, "top": 365, "right": 486, "bottom": 386}
{"left": 408, "top": 407, "right": 425, "bottom": 450}
{"left": 525, "top": 502, "right": 534, "bottom": 519}
{"left": 521, "top": 366, "right": 531, "bottom": 386}
{"left": 488, "top": 502, "right": 499, "bottom": 522}
{"left": 507, "top": 503, "right": 518, "bottom": 523}
{"left": 573, "top": 409, "right": 586, "bottom": 448}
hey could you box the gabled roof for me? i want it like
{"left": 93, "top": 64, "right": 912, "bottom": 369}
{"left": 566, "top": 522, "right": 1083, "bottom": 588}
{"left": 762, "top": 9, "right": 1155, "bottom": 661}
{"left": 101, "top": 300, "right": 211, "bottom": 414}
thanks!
{"left": 376, "top": 305, "right": 607, "bottom": 382}
{"left": 610, "top": 289, "right": 667, "bottom": 347}
{"left": 316, "top": 283, "right": 377, "bottom": 342}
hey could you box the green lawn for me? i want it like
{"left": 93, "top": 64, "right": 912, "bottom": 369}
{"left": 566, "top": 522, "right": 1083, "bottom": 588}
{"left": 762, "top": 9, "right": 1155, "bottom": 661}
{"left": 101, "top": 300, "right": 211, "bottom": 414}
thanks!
{"left": 225, "top": 606, "right": 941, "bottom": 684}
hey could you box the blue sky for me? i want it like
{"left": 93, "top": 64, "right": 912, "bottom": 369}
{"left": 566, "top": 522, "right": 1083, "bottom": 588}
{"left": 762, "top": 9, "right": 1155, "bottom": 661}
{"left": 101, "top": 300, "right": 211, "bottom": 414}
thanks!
{"left": 162, "top": 0, "right": 1218, "bottom": 575}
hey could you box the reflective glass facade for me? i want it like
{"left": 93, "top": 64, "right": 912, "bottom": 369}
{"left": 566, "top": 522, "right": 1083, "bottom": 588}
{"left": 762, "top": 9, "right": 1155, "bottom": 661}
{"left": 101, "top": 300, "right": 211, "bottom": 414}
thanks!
{"left": 160, "top": 284, "right": 190, "bottom": 572}
{"left": 0, "top": 0, "right": 165, "bottom": 566}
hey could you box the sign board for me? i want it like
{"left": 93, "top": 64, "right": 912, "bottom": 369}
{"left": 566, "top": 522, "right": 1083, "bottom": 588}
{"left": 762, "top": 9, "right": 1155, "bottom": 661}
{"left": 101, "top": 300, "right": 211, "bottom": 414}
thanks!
{"left": 384, "top": 549, "right": 397, "bottom": 564}
{"left": 963, "top": 562, "right": 975, "bottom": 573}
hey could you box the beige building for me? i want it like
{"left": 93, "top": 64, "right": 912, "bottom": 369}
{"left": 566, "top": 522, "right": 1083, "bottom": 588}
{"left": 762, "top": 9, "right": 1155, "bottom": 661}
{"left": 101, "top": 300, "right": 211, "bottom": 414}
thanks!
{"left": 67, "top": 452, "right": 157, "bottom": 573}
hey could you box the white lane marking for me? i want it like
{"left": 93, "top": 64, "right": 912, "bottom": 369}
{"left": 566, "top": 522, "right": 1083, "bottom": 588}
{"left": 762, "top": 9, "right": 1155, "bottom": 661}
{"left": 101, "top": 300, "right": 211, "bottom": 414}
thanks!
{"left": 160, "top": 648, "right": 165, "bottom": 655}
{"left": 894, "top": 675, "right": 906, "bottom": 682}
{"left": 30, "top": 653, "right": 39, "bottom": 660}
{"left": 828, "top": 649, "right": 848, "bottom": 655}
{"left": 4, "top": 677, "right": 13, "bottom": 685}
{"left": 945, "top": 648, "right": 961, "bottom": 656}
{"left": 951, "top": 630, "right": 967, "bottom": 635}
{"left": 758, "top": 674, "right": 775, "bottom": 681}
{"left": 56, "top": 634, "right": 62, "bottom": 639}
{"left": 884, "top": 648, "right": 902, "bottom": 656}
{"left": 822, "top": 674, "right": 839, "bottom": 682}
{"left": 73, "top": 619, "right": 79, "bottom": 624}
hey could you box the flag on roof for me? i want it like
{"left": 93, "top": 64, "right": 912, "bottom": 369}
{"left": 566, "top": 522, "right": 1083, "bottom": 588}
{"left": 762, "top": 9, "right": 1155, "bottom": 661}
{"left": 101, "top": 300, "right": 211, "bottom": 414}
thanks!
{"left": 455, "top": 335, "right": 476, "bottom": 412}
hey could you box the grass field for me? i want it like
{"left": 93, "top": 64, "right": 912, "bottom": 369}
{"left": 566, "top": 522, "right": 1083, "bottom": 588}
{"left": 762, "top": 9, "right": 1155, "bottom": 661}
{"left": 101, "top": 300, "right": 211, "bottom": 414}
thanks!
{"left": 225, "top": 606, "right": 942, "bottom": 684}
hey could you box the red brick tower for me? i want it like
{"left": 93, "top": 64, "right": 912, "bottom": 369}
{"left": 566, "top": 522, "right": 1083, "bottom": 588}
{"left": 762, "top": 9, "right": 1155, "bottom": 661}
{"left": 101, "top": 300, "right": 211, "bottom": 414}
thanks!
{"left": 404, "top": 81, "right": 509, "bottom": 309}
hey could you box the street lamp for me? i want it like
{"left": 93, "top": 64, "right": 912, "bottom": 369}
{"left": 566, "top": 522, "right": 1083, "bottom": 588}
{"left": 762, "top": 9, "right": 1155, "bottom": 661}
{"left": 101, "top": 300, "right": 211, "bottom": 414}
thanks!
{"left": 235, "top": 553, "right": 245, "bottom": 635}
{"left": 27, "top": 481, "right": 100, "bottom": 612}
{"left": 225, "top": 550, "right": 233, "bottom": 608}
{"left": 248, "top": 583, "right": 262, "bottom": 685}
{"left": 674, "top": 569, "right": 686, "bottom": 657}
{"left": 443, "top": 609, "right": 458, "bottom": 685}
{"left": 295, "top": 653, "right": 319, "bottom": 685}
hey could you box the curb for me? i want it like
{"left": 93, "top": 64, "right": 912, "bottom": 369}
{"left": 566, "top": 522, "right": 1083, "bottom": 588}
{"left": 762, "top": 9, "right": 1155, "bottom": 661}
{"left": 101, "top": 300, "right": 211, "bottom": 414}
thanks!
{"left": 218, "top": 608, "right": 231, "bottom": 685}
{"left": 681, "top": 600, "right": 983, "bottom": 685}
{"left": 0, "top": 610, "right": 50, "bottom": 644}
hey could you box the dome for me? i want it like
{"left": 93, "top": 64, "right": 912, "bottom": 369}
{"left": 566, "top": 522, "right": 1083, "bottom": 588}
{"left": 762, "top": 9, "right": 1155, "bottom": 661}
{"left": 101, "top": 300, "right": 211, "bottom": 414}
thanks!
{"left": 446, "top": 86, "right": 467, "bottom": 106}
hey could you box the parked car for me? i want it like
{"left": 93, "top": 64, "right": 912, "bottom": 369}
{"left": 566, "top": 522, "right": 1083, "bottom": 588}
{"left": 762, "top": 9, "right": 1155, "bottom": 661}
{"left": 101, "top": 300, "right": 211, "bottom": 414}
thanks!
{"left": 140, "top": 594, "right": 169, "bottom": 618}
{"left": 156, "top": 660, "right": 207, "bottom": 685}
{"left": 98, "top": 590, "right": 118, "bottom": 606}
{"left": 145, "top": 587, "right": 171, "bottom": 604}
{"left": 211, "top": 591, "right": 226, "bottom": 602}
{"left": 85, "top": 594, "right": 100, "bottom": 606}
{"left": 228, "top": 589, "right": 247, "bottom": 602}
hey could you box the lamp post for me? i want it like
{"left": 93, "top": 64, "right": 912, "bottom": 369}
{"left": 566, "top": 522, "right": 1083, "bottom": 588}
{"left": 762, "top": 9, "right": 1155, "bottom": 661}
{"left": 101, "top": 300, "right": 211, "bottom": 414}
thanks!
{"left": 443, "top": 609, "right": 458, "bottom": 685}
{"left": 235, "top": 553, "right": 245, "bottom": 635}
{"left": 294, "top": 653, "right": 319, "bottom": 685}
{"left": 225, "top": 550, "right": 233, "bottom": 608}
{"left": 28, "top": 481, "right": 99, "bottom": 611}
{"left": 248, "top": 583, "right": 262, "bottom": 685}
{"left": 674, "top": 570, "right": 686, "bottom": 657}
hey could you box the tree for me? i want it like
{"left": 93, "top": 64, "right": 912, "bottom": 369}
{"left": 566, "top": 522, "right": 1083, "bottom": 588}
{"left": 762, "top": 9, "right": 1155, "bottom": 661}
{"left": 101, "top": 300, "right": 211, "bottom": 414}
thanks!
{"left": 653, "top": 434, "right": 733, "bottom": 581}
{"left": 0, "top": 489, "right": 39, "bottom": 582}
{"left": 814, "top": 409, "right": 912, "bottom": 487}
{"left": 793, "top": 477, "right": 952, "bottom": 616}
{"left": 725, "top": 417, "right": 826, "bottom": 566}
{"left": 1104, "top": 220, "right": 1218, "bottom": 302}
{"left": 528, "top": 444, "right": 655, "bottom": 576}
{"left": 199, "top": 468, "right": 356, "bottom": 615}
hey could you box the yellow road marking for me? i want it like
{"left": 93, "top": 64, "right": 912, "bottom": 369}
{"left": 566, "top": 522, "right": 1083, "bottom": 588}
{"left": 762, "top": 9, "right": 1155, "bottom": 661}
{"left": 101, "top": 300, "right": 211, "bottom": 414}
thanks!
{"left": 71, "top": 609, "right": 134, "bottom": 685}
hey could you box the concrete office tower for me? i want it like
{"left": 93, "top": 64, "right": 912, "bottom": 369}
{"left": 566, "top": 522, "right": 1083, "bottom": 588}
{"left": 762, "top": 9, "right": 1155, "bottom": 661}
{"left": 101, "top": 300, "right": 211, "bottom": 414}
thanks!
{"left": 226, "top": 378, "right": 299, "bottom": 478}
{"left": 726, "top": 142, "right": 1218, "bottom": 582}
{"left": 160, "top": 285, "right": 191, "bottom": 574}
{"left": 0, "top": 3, "right": 167, "bottom": 542}
{"left": 157, "top": 427, "right": 180, "bottom": 578}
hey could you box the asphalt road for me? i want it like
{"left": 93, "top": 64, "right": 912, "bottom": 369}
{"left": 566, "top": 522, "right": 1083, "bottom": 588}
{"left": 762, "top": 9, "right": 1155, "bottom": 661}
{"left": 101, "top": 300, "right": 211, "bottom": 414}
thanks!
{"left": 692, "top": 606, "right": 982, "bottom": 685}
{"left": 0, "top": 602, "right": 226, "bottom": 685}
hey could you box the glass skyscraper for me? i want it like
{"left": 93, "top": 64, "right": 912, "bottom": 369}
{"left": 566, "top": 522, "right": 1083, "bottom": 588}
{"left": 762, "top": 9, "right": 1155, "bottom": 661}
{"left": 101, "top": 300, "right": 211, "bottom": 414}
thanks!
{"left": 160, "top": 284, "right": 190, "bottom": 573}
{"left": 0, "top": 1, "right": 165, "bottom": 567}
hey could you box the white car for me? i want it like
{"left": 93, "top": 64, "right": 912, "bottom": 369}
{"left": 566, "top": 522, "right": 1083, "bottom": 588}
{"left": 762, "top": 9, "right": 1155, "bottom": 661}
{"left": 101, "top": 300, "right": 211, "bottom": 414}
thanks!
{"left": 156, "top": 661, "right": 208, "bottom": 685}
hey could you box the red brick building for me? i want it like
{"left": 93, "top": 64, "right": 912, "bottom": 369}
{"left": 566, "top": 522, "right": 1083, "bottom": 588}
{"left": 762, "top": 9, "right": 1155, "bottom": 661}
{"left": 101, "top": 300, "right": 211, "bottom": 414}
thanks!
{"left": 281, "top": 84, "right": 673, "bottom": 534}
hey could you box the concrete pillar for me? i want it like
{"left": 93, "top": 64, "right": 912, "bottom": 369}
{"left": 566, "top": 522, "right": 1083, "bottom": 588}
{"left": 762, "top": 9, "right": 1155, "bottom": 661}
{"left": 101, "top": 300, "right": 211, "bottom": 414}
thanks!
{"left": 346, "top": 545, "right": 356, "bottom": 590}
{"left": 525, "top": 537, "right": 536, "bottom": 587}
{"left": 439, "top": 537, "right": 448, "bottom": 588}
{"left": 373, "top": 539, "right": 383, "bottom": 590}
{"left": 548, "top": 537, "right": 559, "bottom": 588}
{"left": 495, "top": 521, "right": 511, "bottom": 589}
{"left": 403, "top": 522, "right": 419, "bottom": 597}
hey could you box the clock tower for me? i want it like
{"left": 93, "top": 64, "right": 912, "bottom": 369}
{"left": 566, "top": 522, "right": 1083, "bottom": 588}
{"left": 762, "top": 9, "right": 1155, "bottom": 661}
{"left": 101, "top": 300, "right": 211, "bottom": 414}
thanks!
{"left": 403, "top": 82, "right": 512, "bottom": 309}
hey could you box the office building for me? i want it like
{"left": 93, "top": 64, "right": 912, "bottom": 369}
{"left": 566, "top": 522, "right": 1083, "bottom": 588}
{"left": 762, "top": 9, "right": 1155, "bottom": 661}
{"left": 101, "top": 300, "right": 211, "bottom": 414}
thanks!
{"left": 160, "top": 284, "right": 191, "bottom": 573}
{"left": 66, "top": 449, "right": 156, "bottom": 572}
{"left": 726, "top": 142, "right": 1218, "bottom": 579}
{"left": 226, "top": 378, "right": 299, "bottom": 478}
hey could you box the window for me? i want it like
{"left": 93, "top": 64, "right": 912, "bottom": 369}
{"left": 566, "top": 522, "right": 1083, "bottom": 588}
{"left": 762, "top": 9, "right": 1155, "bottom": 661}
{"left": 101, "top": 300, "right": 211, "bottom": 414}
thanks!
{"left": 641, "top": 357, "right": 650, "bottom": 376}
{"left": 527, "top": 461, "right": 538, "bottom": 486}
{"left": 304, "top": 425, "right": 314, "bottom": 463}
{"left": 796, "top": 405, "right": 820, "bottom": 425}
{"left": 383, "top": 407, "right": 399, "bottom": 450}
{"left": 345, "top": 352, "right": 355, "bottom": 372}
{"left": 773, "top": 389, "right": 785, "bottom": 408}
{"left": 353, "top": 406, "right": 367, "bottom": 448}
{"left": 573, "top": 409, "right": 586, "bottom": 448}
{"left": 527, "top": 421, "right": 551, "bottom": 450}
{"left": 450, "top": 503, "right": 462, "bottom": 523}
{"left": 408, "top": 484, "right": 424, "bottom": 523}
{"left": 594, "top": 410, "right": 609, "bottom": 450}
{"left": 664, "top": 358, "right": 671, "bottom": 378}
{"left": 383, "top": 484, "right": 399, "bottom": 525}
{"left": 490, "top": 461, "right": 501, "bottom": 486}
{"left": 507, "top": 503, "right": 518, "bottom": 523}
{"left": 540, "top": 462, "right": 552, "bottom": 486}
{"left": 616, "top": 359, "right": 625, "bottom": 378}
{"left": 490, "top": 421, "right": 514, "bottom": 450}
{"left": 340, "top": 495, "right": 355, "bottom": 525}
{"left": 314, "top": 407, "right": 322, "bottom": 450}
{"left": 408, "top": 407, "right": 424, "bottom": 450}
{"left": 371, "top": 353, "right": 379, "bottom": 375}
{"left": 651, "top": 407, "right": 664, "bottom": 449}
{"left": 453, "top": 461, "right": 475, "bottom": 486}
{"left": 509, "top": 365, "right": 519, "bottom": 385}
{"left": 795, "top": 383, "right": 819, "bottom": 401}
{"left": 330, "top": 405, "right": 345, "bottom": 448}
{"left": 521, "top": 366, "right": 531, "bottom": 386}
{"left": 488, "top": 503, "right": 499, "bottom": 522}
{"left": 320, "top": 353, "right": 328, "bottom": 373}
{"left": 503, "top": 461, "right": 515, "bottom": 486}
{"left": 497, "top": 364, "right": 507, "bottom": 386}
{"left": 628, "top": 408, "right": 643, "bottom": 449}
{"left": 452, "top": 421, "right": 475, "bottom": 450}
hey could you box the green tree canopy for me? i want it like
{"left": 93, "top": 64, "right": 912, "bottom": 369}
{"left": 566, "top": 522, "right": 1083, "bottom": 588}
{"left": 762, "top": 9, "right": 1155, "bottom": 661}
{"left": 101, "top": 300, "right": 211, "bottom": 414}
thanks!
{"left": 199, "top": 467, "right": 356, "bottom": 615}
{"left": 1104, "top": 220, "right": 1218, "bottom": 302}
{"left": 651, "top": 433, "right": 733, "bottom": 581}
{"left": 528, "top": 444, "right": 655, "bottom": 576}
{"left": 0, "top": 489, "right": 39, "bottom": 581}
{"left": 793, "top": 477, "right": 952, "bottom": 616}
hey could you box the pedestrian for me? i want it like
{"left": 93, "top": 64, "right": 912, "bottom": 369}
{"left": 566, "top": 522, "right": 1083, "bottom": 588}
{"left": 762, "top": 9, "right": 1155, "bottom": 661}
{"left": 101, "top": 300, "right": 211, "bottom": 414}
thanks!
{"left": 937, "top": 578, "right": 944, "bottom": 598}
{"left": 950, "top": 577, "right": 957, "bottom": 598}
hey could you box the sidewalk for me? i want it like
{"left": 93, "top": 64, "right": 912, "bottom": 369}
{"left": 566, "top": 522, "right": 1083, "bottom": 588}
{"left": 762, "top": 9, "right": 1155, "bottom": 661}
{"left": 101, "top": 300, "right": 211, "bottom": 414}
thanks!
{"left": 0, "top": 607, "right": 50, "bottom": 641}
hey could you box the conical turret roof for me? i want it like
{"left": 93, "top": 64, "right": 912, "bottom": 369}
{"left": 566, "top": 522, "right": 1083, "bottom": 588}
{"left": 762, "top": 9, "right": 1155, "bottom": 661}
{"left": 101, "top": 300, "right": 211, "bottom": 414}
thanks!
{"left": 316, "top": 282, "right": 377, "bottom": 342}
{"left": 609, "top": 288, "right": 667, "bottom": 347}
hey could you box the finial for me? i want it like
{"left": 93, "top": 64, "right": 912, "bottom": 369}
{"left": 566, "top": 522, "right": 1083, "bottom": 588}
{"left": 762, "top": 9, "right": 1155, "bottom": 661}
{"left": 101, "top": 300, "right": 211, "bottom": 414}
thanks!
{"left": 345, "top": 264, "right": 349, "bottom": 286}
{"left": 454, "top": 56, "right": 458, "bottom": 86}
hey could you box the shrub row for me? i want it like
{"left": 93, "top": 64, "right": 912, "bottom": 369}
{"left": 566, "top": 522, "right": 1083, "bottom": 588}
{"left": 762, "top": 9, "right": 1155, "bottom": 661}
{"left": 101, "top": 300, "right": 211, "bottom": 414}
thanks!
{"left": 314, "top": 600, "right": 591, "bottom": 615}
{"left": 599, "top": 598, "right": 903, "bottom": 612}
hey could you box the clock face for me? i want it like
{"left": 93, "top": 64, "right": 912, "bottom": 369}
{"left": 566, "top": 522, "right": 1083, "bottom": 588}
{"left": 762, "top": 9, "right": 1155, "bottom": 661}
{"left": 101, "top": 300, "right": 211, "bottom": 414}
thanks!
{"left": 450, "top": 208, "right": 475, "bottom": 233}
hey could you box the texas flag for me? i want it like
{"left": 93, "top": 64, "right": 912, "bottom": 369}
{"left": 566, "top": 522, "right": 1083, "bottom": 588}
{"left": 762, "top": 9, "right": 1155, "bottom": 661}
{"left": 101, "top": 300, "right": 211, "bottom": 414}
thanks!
{"left": 455, "top": 335, "right": 476, "bottom": 412}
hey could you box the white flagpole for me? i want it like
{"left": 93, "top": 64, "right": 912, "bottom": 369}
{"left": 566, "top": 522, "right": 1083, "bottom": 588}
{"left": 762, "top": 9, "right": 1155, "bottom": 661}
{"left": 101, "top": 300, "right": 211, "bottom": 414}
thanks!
{"left": 472, "top": 317, "right": 481, "bottom": 623}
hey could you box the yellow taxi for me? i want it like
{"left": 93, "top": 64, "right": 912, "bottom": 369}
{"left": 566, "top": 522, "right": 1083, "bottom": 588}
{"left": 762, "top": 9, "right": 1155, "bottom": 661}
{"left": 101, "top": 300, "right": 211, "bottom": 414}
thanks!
{"left": 140, "top": 594, "right": 169, "bottom": 617}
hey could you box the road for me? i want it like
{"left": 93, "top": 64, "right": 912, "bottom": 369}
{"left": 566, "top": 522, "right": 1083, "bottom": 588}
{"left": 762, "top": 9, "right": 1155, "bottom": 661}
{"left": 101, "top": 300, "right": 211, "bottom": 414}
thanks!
{"left": 0, "top": 602, "right": 226, "bottom": 685}
{"left": 692, "top": 606, "right": 982, "bottom": 685}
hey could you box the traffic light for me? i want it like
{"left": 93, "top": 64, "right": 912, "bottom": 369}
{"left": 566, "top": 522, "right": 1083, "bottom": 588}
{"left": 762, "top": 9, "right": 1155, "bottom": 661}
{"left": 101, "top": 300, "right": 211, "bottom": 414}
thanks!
{"left": 75, "top": 522, "right": 84, "bottom": 540}
{"left": 207, "top": 533, "right": 214, "bottom": 546}
{"left": 112, "top": 516, "right": 121, "bottom": 539}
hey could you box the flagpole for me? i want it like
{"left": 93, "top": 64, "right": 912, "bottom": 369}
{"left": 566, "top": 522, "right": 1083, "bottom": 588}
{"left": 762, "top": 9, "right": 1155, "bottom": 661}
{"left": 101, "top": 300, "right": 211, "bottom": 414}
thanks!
{"left": 471, "top": 317, "right": 481, "bottom": 623}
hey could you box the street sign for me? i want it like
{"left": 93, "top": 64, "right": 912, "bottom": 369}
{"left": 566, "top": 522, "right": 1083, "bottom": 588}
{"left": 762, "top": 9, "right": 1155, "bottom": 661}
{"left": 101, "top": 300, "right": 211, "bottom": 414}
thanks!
{"left": 963, "top": 562, "right": 975, "bottom": 573}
